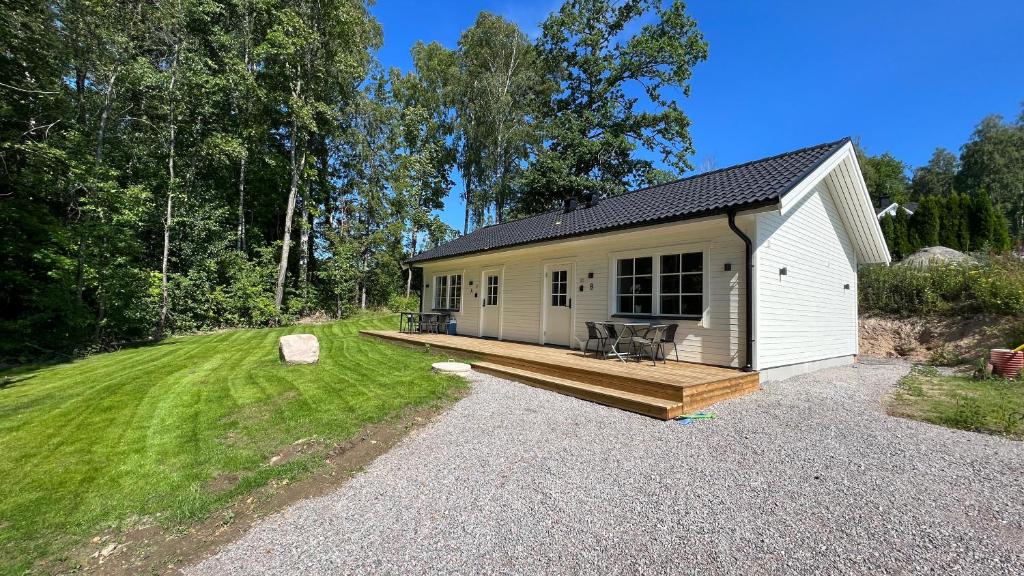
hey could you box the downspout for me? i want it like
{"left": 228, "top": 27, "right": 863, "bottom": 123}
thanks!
{"left": 727, "top": 210, "right": 754, "bottom": 372}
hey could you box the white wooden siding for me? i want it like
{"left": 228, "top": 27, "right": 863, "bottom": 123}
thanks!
{"left": 420, "top": 216, "right": 751, "bottom": 368}
{"left": 754, "top": 181, "right": 858, "bottom": 369}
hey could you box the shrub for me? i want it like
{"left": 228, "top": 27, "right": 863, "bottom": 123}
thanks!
{"left": 387, "top": 293, "right": 420, "bottom": 313}
{"left": 860, "top": 256, "right": 1024, "bottom": 317}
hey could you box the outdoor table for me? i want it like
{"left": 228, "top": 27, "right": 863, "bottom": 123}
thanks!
{"left": 599, "top": 321, "right": 650, "bottom": 362}
{"left": 399, "top": 311, "right": 449, "bottom": 334}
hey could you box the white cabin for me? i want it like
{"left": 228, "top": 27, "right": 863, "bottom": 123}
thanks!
{"left": 407, "top": 138, "right": 890, "bottom": 381}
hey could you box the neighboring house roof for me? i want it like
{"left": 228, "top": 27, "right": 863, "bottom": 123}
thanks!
{"left": 408, "top": 137, "right": 853, "bottom": 264}
{"left": 875, "top": 201, "right": 917, "bottom": 219}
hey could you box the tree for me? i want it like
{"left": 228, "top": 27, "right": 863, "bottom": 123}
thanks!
{"left": 391, "top": 42, "right": 456, "bottom": 293}
{"left": 260, "top": 0, "right": 381, "bottom": 310}
{"left": 910, "top": 196, "right": 941, "bottom": 248}
{"left": 911, "top": 147, "right": 957, "bottom": 198}
{"left": 855, "top": 142, "right": 909, "bottom": 205}
{"left": 957, "top": 110, "right": 1024, "bottom": 239}
{"left": 518, "top": 0, "right": 708, "bottom": 213}
{"left": 456, "top": 13, "right": 548, "bottom": 224}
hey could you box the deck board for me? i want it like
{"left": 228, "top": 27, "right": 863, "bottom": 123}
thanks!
{"left": 361, "top": 330, "right": 760, "bottom": 418}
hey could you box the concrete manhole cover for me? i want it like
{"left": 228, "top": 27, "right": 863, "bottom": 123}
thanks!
{"left": 431, "top": 361, "right": 472, "bottom": 374}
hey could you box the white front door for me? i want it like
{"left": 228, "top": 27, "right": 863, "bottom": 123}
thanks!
{"left": 543, "top": 263, "right": 573, "bottom": 347}
{"left": 480, "top": 270, "right": 501, "bottom": 338}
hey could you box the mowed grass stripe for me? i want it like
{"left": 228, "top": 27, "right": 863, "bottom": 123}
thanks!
{"left": 0, "top": 314, "right": 462, "bottom": 576}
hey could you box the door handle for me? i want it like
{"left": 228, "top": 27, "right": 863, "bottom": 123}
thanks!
{"left": 568, "top": 298, "right": 572, "bottom": 308}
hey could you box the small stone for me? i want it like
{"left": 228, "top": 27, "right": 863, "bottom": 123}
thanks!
{"left": 100, "top": 543, "right": 118, "bottom": 557}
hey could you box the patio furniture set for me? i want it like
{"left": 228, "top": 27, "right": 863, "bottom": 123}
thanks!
{"left": 576, "top": 321, "right": 679, "bottom": 366}
{"left": 398, "top": 312, "right": 679, "bottom": 366}
{"left": 399, "top": 311, "right": 452, "bottom": 335}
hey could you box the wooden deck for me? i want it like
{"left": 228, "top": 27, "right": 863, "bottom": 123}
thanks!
{"left": 361, "top": 330, "right": 760, "bottom": 419}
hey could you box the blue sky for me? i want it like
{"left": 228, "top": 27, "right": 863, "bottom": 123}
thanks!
{"left": 370, "top": 0, "right": 1024, "bottom": 230}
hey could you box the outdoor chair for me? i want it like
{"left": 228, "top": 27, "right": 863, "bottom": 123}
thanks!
{"left": 402, "top": 312, "right": 420, "bottom": 333}
{"left": 659, "top": 323, "right": 680, "bottom": 362}
{"left": 579, "top": 321, "right": 608, "bottom": 357}
{"left": 421, "top": 314, "right": 439, "bottom": 334}
{"left": 631, "top": 325, "right": 667, "bottom": 366}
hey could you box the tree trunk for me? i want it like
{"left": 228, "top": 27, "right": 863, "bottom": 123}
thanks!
{"left": 405, "top": 225, "right": 418, "bottom": 297}
{"left": 298, "top": 197, "right": 310, "bottom": 312}
{"left": 95, "top": 70, "right": 118, "bottom": 166}
{"left": 157, "top": 46, "right": 180, "bottom": 339}
{"left": 275, "top": 126, "right": 306, "bottom": 310}
{"left": 237, "top": 156, "right": 246, "bottom": 252}
{"left": 463, "top": 174, "right": 472, "bottom": 234}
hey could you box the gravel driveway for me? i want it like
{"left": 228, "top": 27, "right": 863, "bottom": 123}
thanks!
{"left": 189, "top": 361, "right": 1024, "bottom": 575}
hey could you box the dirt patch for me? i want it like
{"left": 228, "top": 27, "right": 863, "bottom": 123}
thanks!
{"left": 204, "top": 473, "right": 239, "bottom": 494}
{"left": 40, "top": 388, "right": 468, "bottom": 576}
{"left": 860, "top": 313, "right": 1022, "bottom": 364}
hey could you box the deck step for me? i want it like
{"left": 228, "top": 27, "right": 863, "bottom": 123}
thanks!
{"left": 472, "top": 361, "right": 683, "bottom": 420}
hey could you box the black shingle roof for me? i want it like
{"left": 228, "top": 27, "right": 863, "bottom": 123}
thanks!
{"left": 408, "top": 137, "right": 850, "bottom": 264}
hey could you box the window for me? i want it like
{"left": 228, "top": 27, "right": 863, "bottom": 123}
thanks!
{"left": 616, "top": 257, "right": 653, "bottom": 314}
{"left": 432, "top": 273, "right": 462, "bottom": 310}
{"left": 614, "top": 251, "right": 703, "bottom": 318}
{"left": 433, "top": 275, "right": 447, "bottom": 309}
{"left": 550, "top": 270, "right": 568, "bottom": 307}
{"left": 448, "top": 274, "right": 462, "bottom": 310}
{"left": 659, "top": 253, "right": 703, "bottom": 317}
{"left": 485, "top": 275, "right": 499, "bottom": 306}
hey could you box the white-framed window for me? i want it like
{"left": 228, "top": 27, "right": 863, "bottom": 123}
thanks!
{"left": 616, "top": 257, "right": 653, "bottom": 314}
{"left": 433, "top": 273, "right": 462, "bottom": 310}
{"left": 613, "top": 250, "right": 704, "bottom": 318}
{"left": 485, "top": 275, "right": 499, "bottom": 306}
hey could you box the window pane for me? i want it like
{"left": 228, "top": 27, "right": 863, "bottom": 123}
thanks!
{"left": 635, "top": 295, "right": 653, "bottom": 314}
{"left": 617, "top": 259, "right": 633, "bottom": 276}
{"left": 661, "top": 295, "right": 680, "bottom": 315}
{"left": 680, "top": 295, "right": 702, "bottom": 316}
{"left": 618, "top": 296, "right": 632, "bottom": 314}
{"left": 635, "top": 257, "right": 653, "bottom": 275}
{"left": 660, "top": 274, "right": 680, "bottom": 294}
{"left": 559, "top": 295, "right": 567, "bottom": 307}
{"left": 617, "top": 277, "right": 634, "bottom": 295}
{"left": 680, "top": 274, "right": 702, "bottom": 293}
{"left": 634, "top": 276, "right": 652, "bottom": 295}
{"left": 681, "top": 252, "right": 702, "bottom": 272}
{"left": 661, "top": 254, "right": 680, "bottom": 274}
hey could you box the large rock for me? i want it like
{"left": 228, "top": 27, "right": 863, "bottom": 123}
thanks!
{"left": 899, "top": 246, "right": 972, "bottom": 268}
{"left": 279, "top": 334, "right": 319, "bottom": 364}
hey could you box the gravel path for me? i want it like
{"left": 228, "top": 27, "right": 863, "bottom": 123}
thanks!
{"left": 189, "top": 362, "right": 1024, "bottom": 575}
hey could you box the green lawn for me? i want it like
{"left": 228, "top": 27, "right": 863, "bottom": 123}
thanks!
{"left": 0, "top": 314, "right": 462, "bottom": 575}
{"left": 889, "top": 365, "right": 1024, "bottom": 439}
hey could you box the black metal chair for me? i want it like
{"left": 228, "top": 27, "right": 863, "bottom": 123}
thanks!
{"left": 660, "top": 323, "right": 679, "bottom": 362}
{"left": 421, "top": 313, "right": 439, "bottom": 334}
{"left": 402, "top": 312, "right": 420, "bottom": 333}
{"left": 580, "top": 321, "right": 608, "bottom": 357}
{"left": 631, "top": 325, "right": 667, "bottom": 366}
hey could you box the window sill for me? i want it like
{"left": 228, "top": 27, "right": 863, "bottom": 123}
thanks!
{"left": 610, "top": 314, "right": 702, "bottom": 321}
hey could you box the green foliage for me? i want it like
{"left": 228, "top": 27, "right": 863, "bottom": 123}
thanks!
{"left": 877, "top": 191, "right": 1010, "bottom": 259}
{"left": 956, "top": 109, "right": 1024, "bottom": 240}
{"left": 517, "top": 0, "right": 708, "bottom": 213}
{"left": 0, "top": 314, "right": 464, "bottom": 574}
{"left": 911, "top": 147, "right": 958, "bottom": 198}
{"left": 856, "top": 143, "right": 910, "bottom": 205}
{"left": 387, "top": 293, "right": 421, "bottom": 313}
{"left": 859, "top": 257, "right": 1024, "bottom": 316}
